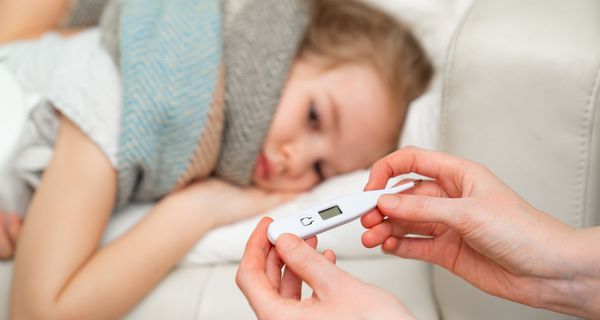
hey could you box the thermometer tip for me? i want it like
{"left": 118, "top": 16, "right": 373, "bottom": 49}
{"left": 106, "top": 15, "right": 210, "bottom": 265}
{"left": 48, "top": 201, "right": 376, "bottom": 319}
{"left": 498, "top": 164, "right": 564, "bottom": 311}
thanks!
{"left": 414, "top": 179, "right": 424, "bottom": 185}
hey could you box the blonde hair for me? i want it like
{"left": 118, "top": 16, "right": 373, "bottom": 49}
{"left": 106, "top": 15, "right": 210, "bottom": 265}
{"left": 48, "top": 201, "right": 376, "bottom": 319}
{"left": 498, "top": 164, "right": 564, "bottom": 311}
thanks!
{"left": 298, "top": 0, "right": 433, "bottom": 106}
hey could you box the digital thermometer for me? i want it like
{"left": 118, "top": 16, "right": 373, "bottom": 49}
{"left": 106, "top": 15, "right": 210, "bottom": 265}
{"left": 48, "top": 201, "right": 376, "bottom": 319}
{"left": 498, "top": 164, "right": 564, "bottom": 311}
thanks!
{"left": 267, "top": 180, "right": 422, "bottom": 244}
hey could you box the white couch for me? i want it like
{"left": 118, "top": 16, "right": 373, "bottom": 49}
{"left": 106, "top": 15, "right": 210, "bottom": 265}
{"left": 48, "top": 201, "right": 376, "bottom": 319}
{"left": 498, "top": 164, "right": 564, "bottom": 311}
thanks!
{"left": 2, "top": 0, "right": 599, "bottom": 318}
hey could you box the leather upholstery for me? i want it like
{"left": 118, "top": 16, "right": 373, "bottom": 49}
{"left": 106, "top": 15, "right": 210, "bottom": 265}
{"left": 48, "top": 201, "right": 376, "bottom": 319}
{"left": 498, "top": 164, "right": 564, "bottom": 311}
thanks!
{"left": 436, "top": 0, "right": 600, "bottom": 318}
{"left": 0, "top": 258, "right": 438, "bottom": 319}
{"left": 129, "top": 258, "right": 439, "bottom": 319}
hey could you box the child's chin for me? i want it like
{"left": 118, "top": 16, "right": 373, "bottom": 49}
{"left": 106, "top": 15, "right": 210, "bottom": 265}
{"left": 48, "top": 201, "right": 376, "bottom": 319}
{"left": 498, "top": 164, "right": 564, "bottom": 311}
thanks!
{"left": 250, "top": 176, "right": 270, "bottom": 190}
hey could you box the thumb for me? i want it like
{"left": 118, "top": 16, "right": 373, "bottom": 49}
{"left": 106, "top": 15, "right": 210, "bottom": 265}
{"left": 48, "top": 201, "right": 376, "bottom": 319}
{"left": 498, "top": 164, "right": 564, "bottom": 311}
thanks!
{"left": 275, "top": 234, "right": 348, "bottom": 295}
{"left": 377, "top": 194, "right": 472, "bottom": 229}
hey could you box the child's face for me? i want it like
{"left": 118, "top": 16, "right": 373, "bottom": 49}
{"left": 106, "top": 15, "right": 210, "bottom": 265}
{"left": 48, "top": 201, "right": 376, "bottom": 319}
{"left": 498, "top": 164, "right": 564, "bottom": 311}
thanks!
{"left": 252, "top": 58, "right": 402, "bottom": 192}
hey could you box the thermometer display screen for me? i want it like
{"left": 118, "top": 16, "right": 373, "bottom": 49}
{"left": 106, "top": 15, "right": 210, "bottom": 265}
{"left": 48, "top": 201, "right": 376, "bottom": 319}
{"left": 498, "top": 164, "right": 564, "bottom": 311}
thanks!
{"left": 318, "top": 206, "right": 343, "bottom": 220}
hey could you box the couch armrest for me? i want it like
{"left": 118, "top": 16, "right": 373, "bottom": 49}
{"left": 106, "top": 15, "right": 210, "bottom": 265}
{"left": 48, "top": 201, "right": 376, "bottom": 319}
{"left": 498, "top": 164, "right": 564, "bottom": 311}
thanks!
{"left": 437, "top": 0, "right": 600, "bottom": 318}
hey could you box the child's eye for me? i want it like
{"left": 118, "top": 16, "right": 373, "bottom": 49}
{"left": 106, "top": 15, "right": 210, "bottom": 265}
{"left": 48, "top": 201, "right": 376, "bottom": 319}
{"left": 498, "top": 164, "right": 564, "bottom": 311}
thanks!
{"left": 308, "top": 102, "right": 320, "bottom": 129}
{"left": 314, "top": 161, "right": 325, "bottom": 180}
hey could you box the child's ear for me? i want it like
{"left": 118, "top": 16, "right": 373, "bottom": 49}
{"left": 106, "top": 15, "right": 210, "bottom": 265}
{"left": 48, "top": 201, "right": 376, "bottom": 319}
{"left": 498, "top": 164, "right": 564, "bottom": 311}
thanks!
{"left": 406, "top": 54, "right": 435, "bottom": 103}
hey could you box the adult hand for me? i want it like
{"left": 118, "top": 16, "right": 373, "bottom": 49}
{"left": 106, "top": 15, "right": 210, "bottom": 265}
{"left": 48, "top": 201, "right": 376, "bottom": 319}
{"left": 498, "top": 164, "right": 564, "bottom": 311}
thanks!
{"left": 361, "top": 146, "right": 600, "bottom": 318}
{"left": 237, "top": 218, "right": 415, "bottom": 320}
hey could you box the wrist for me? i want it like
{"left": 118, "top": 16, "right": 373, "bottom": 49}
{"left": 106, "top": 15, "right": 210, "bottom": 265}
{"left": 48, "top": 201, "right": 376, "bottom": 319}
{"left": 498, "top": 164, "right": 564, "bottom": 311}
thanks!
{"left": 160, "top": 187, "right": 218, "bottom": 230}
{"left": 538, "top": 227, "right": 600, "bottom": 318}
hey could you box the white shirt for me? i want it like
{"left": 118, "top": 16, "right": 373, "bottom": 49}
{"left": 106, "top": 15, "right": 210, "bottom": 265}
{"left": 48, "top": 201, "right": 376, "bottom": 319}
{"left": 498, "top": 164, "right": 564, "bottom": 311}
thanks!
{"left": 0, "top": 29, "right": 121, "bottom": 213}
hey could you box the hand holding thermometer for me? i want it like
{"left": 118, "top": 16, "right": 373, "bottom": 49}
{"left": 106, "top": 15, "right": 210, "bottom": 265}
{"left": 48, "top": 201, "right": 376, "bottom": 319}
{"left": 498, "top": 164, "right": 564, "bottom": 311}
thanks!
{"left": 267, "top": 179, "right": 422, "bottom": 244}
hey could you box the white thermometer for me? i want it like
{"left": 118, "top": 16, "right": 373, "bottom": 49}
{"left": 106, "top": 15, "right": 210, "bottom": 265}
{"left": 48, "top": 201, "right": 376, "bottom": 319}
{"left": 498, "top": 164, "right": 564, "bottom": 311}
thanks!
{"left": 267, "top": 180, "right": 422, "bottom": 244}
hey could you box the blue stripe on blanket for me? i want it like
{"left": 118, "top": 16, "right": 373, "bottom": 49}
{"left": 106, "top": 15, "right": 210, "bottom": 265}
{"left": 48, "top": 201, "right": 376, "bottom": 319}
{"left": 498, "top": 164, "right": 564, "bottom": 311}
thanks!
{"left": 117, "top": 0, "right": 222, "bottom": 205}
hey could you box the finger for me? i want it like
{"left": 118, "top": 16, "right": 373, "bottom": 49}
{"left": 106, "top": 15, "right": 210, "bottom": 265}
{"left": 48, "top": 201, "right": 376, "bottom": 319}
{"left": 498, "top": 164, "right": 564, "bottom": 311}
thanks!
{"left": 265, "top": 247, "right": 284, "bottom": 289}
{"left": 360, "top": 209, "right": 385, "bottom": 229}
{"left": 305, "top": 236, "right": 318, "bottom": 249}
{"left": 239, "top": 217, "right": 273, "bottom": 271}
{"left": 236, "top": 217, "right": 282, "bottom": 312}
{"left": 361, "top": 219, "right": 392, "bottom": 248}
{"left": 402, "top": 180, "right": 447, "bottom": 198}
{"left": 382, "top": 237, "right": 445, "bottom": 267}
{"left": 280, "top": 265, "right": 302, "bottom": 300}
{"left": 323, "top": 249, "right": 336, "bottom": 263}
{"left": 383, "top": 235, "right": 467, "bottom": 273}
{"left": 0, "top": 214, "right": 15, "bottom": 259}
{"left": 377, "top": 194, "right": 473, "bottom": 229}
{"left": 363, "top": 181, "right": 449, "bottom": 244}
{"left": 312, "top": 250, "right": 336, "bottom": 299}
{"left": 266, "top": 220, "right": 317, "bottom": 290}
{"left": 362, "top": 176, "right": 447, "bottom": 229}
{"left": 361, "top": 179, "right": 447, "bottom": 248}
{"left": 365, "top": 146, "right": 473, "bottom": 197}
{"left": 275, "top": 234, "right": 348, "bottom": 295}
{"left": 279, "top": 237, "right": 318, "bottom": 300}
{"left": 362, "top": 219, "right": 441, "bottom": 248}
{"left": 7, "top": 213, "right": 22, "bottom": 245}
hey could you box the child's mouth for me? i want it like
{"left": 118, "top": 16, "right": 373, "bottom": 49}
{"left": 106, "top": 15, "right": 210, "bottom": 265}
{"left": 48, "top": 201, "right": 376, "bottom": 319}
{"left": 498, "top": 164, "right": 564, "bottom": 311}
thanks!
{"left": 255, "top": 151, "right": 273, "bottom": 181}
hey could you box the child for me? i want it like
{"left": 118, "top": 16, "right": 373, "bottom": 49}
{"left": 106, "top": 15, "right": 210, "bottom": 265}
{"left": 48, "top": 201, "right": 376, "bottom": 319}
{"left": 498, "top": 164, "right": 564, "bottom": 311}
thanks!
{"left": 0, "top": 0, "right": 432, "bottom": 317}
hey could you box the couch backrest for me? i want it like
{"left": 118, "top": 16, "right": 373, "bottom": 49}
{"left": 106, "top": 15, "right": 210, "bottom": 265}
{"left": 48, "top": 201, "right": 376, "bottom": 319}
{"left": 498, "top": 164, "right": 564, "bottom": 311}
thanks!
{"left": 436, "top": 0, "right": 600, "bottom": 318}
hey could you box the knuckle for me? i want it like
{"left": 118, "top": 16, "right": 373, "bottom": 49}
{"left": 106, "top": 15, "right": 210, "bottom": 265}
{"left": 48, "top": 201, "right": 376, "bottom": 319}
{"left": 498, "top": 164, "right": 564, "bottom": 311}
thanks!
{"left": 448, "top": 199, "right": 475, "bottom": 229}
{"left": 478, "top": 166, "right": 496, "bottom": 180}
{"left": 469, "top": 162, "right": 484, "bottom": 173}
{"left": 294, "top": 250, "right": 318, "bottom": 273}
{"left": 465, "top": 159, "right": 488, "bottom": 176}
{"left": 235, "top": 262, "right": 254, "bottom": 290}
{"left": 234, "top": 269, "right": 245, "bottom": 289}
{"left": 413, "top": 196, "right": 429, "bottom": 213}
{"left": 371, "top": 159, "right": 387, "bottom": 174}
{"left": 456, "top": 159, "right": 472, "bottom": 174}
{"left": 287, "top": 246, "right": 321, "bottom": 276}
{"left": 259, "top": 304, "right": 291, "bottom": 320}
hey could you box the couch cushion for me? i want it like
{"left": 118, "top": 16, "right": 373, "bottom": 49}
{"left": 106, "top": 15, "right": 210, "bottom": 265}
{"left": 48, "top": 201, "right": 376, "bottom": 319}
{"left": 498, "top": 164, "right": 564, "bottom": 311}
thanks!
{"left": 125, "top": 258, "right": 439, "bottom": 319}
{"left": 0, "top": 255, "right": 439, "bottom": 319}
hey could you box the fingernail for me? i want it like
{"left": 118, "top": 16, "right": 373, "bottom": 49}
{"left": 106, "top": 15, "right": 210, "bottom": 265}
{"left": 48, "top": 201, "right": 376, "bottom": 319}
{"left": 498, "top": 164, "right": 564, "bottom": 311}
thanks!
{"left": 379, "top": 195, "right": 400, "bottom": 209}
{"left": 277, "top": 234, "right": 300, "bottom": 252}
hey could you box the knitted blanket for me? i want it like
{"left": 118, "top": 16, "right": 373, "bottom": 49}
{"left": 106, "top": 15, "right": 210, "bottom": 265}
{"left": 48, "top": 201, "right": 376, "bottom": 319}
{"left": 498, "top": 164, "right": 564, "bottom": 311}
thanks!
{"left": 70, "top": 0, "right": 308, "bottom": 207}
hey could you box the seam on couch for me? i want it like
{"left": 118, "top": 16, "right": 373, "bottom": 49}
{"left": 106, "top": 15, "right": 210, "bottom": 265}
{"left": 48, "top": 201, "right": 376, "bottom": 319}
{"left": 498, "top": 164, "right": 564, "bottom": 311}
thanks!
{"left": 191, "top": 266, "right": 213, "bottom": 319}
{"left": 437, "top": 2, "right": 478, "bottom": 315}
{"left": 575, "top": 61, "right": 600, "bottom": 228}
{"left": 426, "top": 264, "right": 444, "bottom": 320}
{"left": 440, "top": 0, "right": 478, "bottom": 152}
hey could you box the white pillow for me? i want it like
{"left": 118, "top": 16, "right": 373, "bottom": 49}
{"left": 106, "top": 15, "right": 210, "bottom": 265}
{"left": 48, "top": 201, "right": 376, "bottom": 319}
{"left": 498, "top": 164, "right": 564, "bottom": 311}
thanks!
{"left": 104, "top": 171, "right": 378, "bottom": 266}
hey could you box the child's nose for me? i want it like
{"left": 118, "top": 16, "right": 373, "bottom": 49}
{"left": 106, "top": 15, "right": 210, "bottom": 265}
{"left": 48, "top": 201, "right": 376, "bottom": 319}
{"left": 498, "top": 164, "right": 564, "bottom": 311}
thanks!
{"left": 280, "top": 143, "right": 293, "bottom": 167}
{"left": 281, "top": 140, "right": 319, "bottom": 178}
